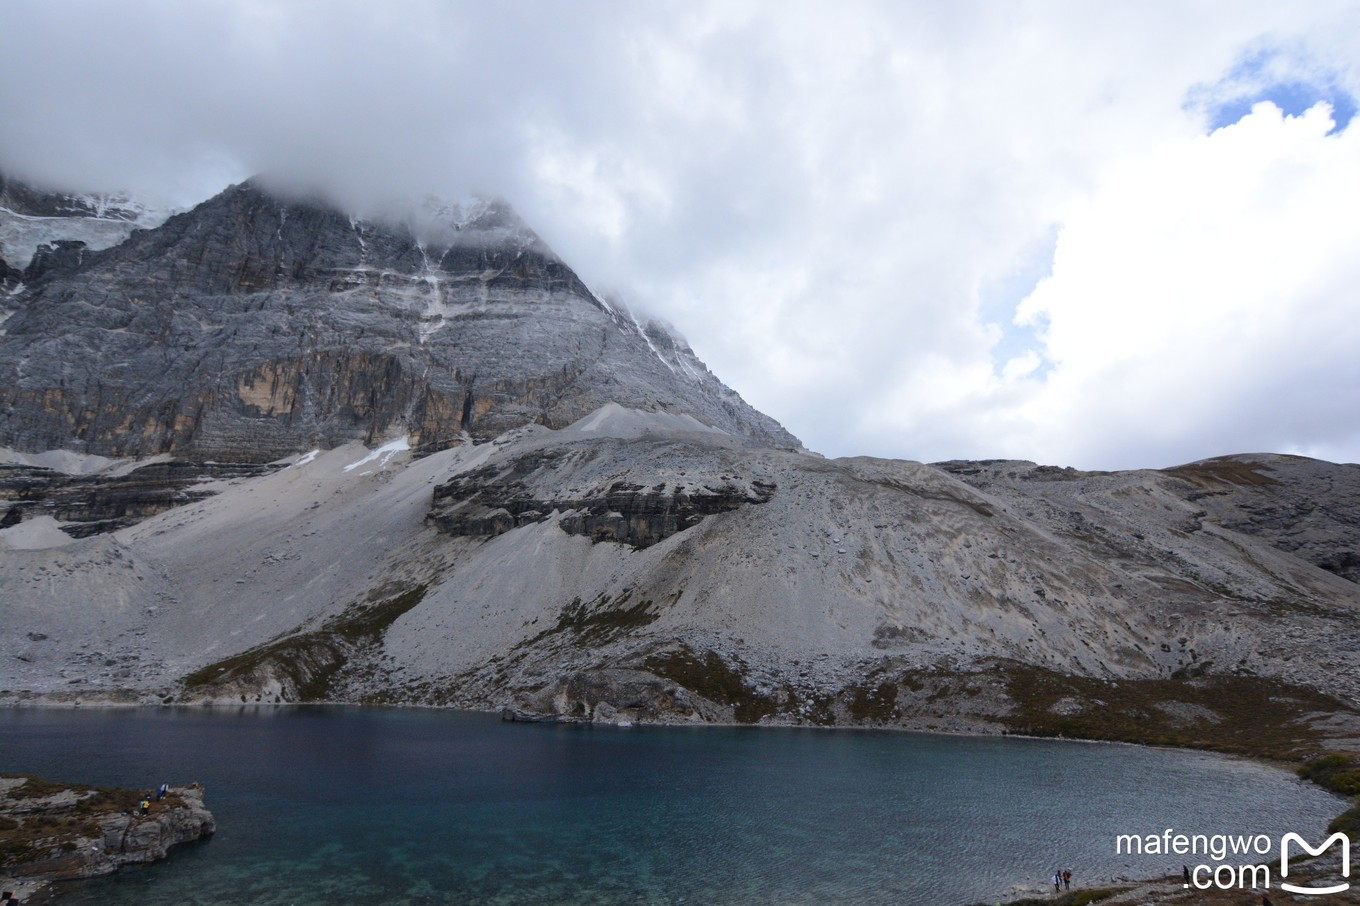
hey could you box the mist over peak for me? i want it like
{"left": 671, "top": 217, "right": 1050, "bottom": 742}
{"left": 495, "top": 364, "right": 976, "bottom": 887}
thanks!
{"left": 3, "top": 2, "right": 1358, "bottom": 468}
{"left": 242, "top": 173, "right": 552, "bottom": 263}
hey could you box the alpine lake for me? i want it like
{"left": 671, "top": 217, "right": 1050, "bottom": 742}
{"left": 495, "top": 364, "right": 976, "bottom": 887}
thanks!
{"left": 1, "top": 706, "right": 1345, "bottom": 905}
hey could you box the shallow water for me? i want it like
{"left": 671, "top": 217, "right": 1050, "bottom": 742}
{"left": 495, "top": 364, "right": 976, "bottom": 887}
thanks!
{"left": 1, "top": 707, "right": 1344, "bottom": 905}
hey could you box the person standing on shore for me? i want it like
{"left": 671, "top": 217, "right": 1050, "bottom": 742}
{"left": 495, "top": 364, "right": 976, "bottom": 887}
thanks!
{"left": 1053, "top": 870, "right": 1062, "bottom": 892}
{"left": 1062, "top": 869, "right": 1071, "bottom": 890}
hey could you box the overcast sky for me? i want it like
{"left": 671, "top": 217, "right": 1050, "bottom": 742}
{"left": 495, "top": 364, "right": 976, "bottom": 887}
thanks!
{"left": 2, "top": 1, "right": 1358, "bottom": 469}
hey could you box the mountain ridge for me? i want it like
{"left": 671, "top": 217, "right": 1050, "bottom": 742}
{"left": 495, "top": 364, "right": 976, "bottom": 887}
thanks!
{"left": 0, "top": 173, "right": 1356, "bottom": 759}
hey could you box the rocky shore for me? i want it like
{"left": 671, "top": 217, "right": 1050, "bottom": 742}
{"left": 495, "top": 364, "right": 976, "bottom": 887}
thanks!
{"left": 0, "top": 775, "right": 215, "bottom": 901}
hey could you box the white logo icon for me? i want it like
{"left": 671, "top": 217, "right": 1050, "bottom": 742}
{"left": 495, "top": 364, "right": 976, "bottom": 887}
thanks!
{"left": 1280, "top": 832, "right": 1350, "bottom": 895}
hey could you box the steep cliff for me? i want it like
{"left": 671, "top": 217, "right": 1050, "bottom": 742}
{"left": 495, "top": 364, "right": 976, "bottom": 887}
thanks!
{"left": 0, "top": 177, "right": 797, "bottom": 462}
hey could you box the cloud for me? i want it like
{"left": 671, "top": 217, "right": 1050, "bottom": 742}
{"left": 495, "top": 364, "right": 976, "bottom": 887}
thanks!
{"left": 2, "top": 1, "right": 1359, "bottom": 468}
{"left": 1008, "top": 101, "right": 1360, "bottom": 469}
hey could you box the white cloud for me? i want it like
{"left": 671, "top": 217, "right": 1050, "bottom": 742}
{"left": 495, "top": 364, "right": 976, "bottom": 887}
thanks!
{"left": 2, "top": 1, "right": 1358, "bottom": 468}
{"left": 1004, "top": 101, "right": 1360, "bottom": 468}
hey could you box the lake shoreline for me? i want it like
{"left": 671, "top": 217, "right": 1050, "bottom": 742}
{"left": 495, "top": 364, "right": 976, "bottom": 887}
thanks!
{"left": 2, "top": 699, "right": 1352, "bottom": 905}
{"left": 0, "top": 691, "right": 1324, "bottom": 771}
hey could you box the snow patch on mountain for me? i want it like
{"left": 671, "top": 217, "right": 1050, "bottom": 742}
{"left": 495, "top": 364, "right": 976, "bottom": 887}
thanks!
{"left": 0, "top": 201, "right": 170, "bottom": 270}
{"left": 344, "top": 435, "right": 411, "bottom": 472}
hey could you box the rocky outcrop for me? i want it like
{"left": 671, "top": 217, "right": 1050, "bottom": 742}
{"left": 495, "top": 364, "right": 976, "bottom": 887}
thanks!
{"left": 0, "top": 460, "right": 278, "bottom": 537}
{"left": 428, "top": 437, "right": 777, "bottom": 548}
{"left": 89, "top": 787, "right": 215, "bottom": 872}
{"left": 0, "top": 174, "right": 149, "bottom": 223}
{"left": 0, "top": 774, "right": 214, "bottom": 889}
{"left": 0, "top": 178, "right": 798, "bottom": 462}
{"left": 937, "top": 453, "right": 1360, "bottom": 586}
{"left": 505, "top": 668, "right": 727, "bottom": 724}
{"left": 1162, "top": 454, "right": 1360, "bottom": 584}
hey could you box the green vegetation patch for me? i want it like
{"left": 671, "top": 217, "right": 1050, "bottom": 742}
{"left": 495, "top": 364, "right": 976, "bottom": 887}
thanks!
{"left": 1329, "top": 800, "right": 1360, "bottom": 841}
{"left": 4, "top": 774, "right": 78, "bottom": 800}
{"left": 181, "top": 584, "right": 427, "bottom": 701}
{"left": 519, "top": 589, "right": 663, "bottom": 649}
{"left": 999, "top": 662, "right": 1352, "bottom": 759}
{"left": 1299, "top": 753, "right": 1360, "bottom": 796}
{"left": 180, "top": 634, "right": 347, "bottom": 700}
{"left": 1164, "top": 458, "right": 1279, "bottom": 487}
{"left": 644, "top": 646, "right": 779, "bottom": 723}
{"left": 1, "top": 773, "right": 151, "bottom": 868}
{"left": 3, "top": 773, "right": 144, "bottom": 812}
{"left": 332, "top": 583, "right": 430, "bottom": 643}
{"left": 1299, "top": 753, "right": 1360, "bottom": 842}
{"left": 554, "top": 590, "right": 659, "bottom": 644}
{"left": 847, "top": 681, "right": 900, "bottom": 722}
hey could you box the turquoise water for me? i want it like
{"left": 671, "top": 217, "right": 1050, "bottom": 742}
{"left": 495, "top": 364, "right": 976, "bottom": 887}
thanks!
{"left": 1, "top": 707, "right": 1344, "bottom": 905}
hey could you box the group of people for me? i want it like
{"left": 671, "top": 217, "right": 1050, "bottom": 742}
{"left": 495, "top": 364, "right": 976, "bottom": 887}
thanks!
{"left": 137, "top": 783, "right": 170, "bottom": 816}
{"left": 1051, "top": 868, "right": 1072, "bottom": 892}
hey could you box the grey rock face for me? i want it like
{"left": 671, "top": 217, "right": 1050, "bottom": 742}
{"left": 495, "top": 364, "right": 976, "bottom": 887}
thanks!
{"left": 938, "top": 453, "right": 1360, "bottom": 586}
{"left": 1, "top": 405, "right": 1357, "bottom": 742}
{"left": 0, "top": 461, "right": 279, "bottom": 537}
{"left": 1162, "top": 454, "right": 1360, "bottom": 584}
{"left": 429, "top": 435, "right": 777, "bottom": 548}
{"left": 0, "top": 179, "right": 798, "bottom": 462}
{"left": 0, "top": 777, "right": 213, "bottom": 884}
{"left": 506, "top": 668, "right": 728, "bottom": 724}
{"left": 0, "top": 174, "right": 1356, "bottom": 746}
{"left": 0, "top": 174, "right": 149, "bottom": 222}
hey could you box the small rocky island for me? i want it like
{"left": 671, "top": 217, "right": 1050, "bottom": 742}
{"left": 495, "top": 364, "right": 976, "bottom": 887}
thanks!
{"left": 1, "top": 774, "right": 214, "bottom": 900}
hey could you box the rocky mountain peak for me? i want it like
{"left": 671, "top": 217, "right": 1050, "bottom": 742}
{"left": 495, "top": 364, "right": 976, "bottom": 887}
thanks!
{"left": 0, "top": 173, "right": 147, "bottom": 222}
{"left": 0, "top": 176, "right": 799, "bottom": 461}
{"left": 64, "top": 179, "right": 580, "bottom": 298}
{"left": 0, "top": 171, "right": 169, "bottom": 275}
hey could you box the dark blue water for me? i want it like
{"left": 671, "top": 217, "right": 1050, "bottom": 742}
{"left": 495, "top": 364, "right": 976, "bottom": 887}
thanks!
{"left": 1, "top": 707, "right": 1344, "bottom": 905}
